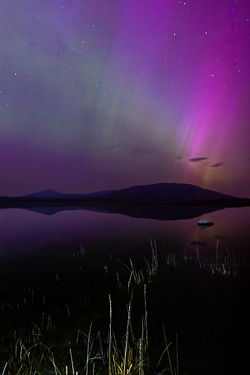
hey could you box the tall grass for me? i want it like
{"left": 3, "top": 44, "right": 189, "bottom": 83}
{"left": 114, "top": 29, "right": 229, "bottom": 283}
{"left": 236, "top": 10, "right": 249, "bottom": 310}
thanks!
{"left": 105, "top": 289, "right": 148, "bottom": 375}
{"left": 115, "top": 238, "right": 159, "bottom": 291}
{"left": 144, "top": 238, "right": 158, "bottom": 282}
{"left": 1, "top": 284, "right": 178, "bottom": 374}
{"left": 2, "top": 238, "right": 246, "bottom": 374}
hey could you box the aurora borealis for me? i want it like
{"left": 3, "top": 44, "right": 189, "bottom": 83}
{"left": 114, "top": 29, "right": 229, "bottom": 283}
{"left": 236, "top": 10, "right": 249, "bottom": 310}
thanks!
{"left": 1, "top": 0, "right": 249, "bottom": 197}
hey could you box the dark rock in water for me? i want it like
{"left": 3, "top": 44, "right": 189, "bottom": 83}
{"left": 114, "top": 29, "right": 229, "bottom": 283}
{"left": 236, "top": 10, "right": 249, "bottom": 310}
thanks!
{"left": 198, "top": 218, "right": 214, "bottom": 228}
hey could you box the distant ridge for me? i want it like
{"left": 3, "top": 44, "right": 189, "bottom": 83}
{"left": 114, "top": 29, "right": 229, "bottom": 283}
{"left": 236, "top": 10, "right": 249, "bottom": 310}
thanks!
{"left": 19, "top": 183, "right": 237, "bottom": 202}
{"left": 22, "top": 189, "right": 79, "bottom": 199}
{"left": 101, "top": 182, "right": 237, "bottom": 202}
{"left": 22, "top": 189, "right": 115, "bottom": 199}
{"left": 0, "top": 183, "right": 249, "bottom": 218}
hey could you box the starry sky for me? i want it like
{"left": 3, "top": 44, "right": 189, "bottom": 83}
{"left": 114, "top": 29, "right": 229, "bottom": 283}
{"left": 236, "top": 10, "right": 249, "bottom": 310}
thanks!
{"left": 1, "top": 0, "right": 250, "bottom": 197}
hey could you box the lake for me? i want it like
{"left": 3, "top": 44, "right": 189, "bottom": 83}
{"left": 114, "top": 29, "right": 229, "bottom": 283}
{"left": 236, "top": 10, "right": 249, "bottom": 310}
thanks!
{"left": 0, "top": 205, "right": 250, "bottom": 374}
{"left": 0, "top": 205, "right": 250, "bottom": 261}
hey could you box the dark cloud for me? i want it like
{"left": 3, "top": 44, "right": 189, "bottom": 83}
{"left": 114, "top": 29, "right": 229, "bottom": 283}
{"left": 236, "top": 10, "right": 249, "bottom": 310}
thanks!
{"left": 210, "top": 162, "right": 225, "bottom": 168}
{"left": 204, "top": 161, "right": 225, "bottom": 168}
{"left": 188, "top": 157, "right": 208, "bottom": 162}
{"left": 106, "top": 143, "right": 157, "bottom": 156}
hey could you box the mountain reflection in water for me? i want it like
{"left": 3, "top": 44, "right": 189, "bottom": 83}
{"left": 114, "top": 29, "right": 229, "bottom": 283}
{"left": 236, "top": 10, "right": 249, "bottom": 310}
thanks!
{"left": 21, "top": 203, "right": 221, "bottom": 221}
{"left": 0, "top": 205, "right": 249, "bottom": 260}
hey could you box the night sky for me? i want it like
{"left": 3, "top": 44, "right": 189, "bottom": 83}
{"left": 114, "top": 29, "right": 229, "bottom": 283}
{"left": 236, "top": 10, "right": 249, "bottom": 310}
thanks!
{"left": 1, "top": 0, "right": 250, "bottom": 197}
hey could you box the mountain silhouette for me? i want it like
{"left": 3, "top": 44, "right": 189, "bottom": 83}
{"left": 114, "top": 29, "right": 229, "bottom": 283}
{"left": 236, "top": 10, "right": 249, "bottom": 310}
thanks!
{"left": 22, "top": 189, "right": 114, "bottom": 199}
{"left": 101, "top": 183, "right": 236, "bottom": 203}
{"left": 1, "top": 182, "right": 249, "bottom": 220}
{"left": 20, "top": 183, "right": 236, "bottom": 202}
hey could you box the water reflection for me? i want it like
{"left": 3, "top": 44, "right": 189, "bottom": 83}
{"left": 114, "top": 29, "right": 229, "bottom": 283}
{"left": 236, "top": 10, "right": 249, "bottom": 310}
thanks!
{"left": 0, "top": 205, "right": 249, "bottom": 375}
{"left": 0, "top": 205, "right": 249, "bottom": 260}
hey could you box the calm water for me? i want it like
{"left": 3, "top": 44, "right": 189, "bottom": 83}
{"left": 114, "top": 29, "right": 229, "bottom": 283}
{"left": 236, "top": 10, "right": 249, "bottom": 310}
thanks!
{"left": 0, "top": 205, "right": 250, "bottom": 261}
{"left": 1, "top": 205, "right": 250, "bottom": 374}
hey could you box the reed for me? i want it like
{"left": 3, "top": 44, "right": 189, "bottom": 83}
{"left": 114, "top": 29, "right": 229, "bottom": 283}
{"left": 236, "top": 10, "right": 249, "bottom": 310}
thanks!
{"left": 106, "top": 288, "right": 150, "bottom": 375}
{"left": 2, "top": 239, "right": 247, "bottom": 374}
{"left": 144, "top": 238, "right": 158, "bottom": 282}
{"left": 109, "top": 295, "right": 112, "bottom": 375}
{"left": 187, "top": 239, "right": 244, "bottom": 280}
{"left": 156, "top": 324, "right": 179, "bottom": 375}
{"left": 115, "top": 258, "right": 145, "bottom": 291}
{"left": 115, "top": 239, "right": 159, "bottom": 290}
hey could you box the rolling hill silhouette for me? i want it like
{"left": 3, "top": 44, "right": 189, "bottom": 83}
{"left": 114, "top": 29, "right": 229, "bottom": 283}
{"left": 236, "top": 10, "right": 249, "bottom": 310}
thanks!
{"left": 22, "top": 189, "right": 114, "bottom": 199}
{"left": 100, "top": 183, "right": 237, "bottom": 203}
{"left": 0, "top": 183, "right": 249, "bottom": 220}
{"left": 20, "top": 183, "right": 236, "bottom": 202}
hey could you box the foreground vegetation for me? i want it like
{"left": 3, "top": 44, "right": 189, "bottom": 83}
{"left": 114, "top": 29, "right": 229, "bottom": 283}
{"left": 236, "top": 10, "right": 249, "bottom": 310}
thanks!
{"left": 0, "top": 239, "right": 249, "bottom": 374}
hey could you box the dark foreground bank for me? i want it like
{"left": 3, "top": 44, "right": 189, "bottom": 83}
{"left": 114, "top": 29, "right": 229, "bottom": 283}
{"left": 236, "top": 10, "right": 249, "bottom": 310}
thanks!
{"left": 0, "top": 241, "right": 249, "bottom": 374}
